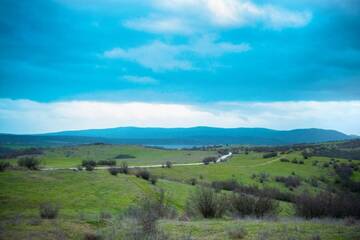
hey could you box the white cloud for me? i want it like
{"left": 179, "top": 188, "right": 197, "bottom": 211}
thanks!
{"left": 122, "top": 75, "right": 158, "bottom": 84}
{"left": 124, "top": 17, "right": 193, "bottom": 35}
{"left": 125, "top": 0, "right": 312, "bottom": 34}
{"left": 103, "top": 36, "right": 250, "bottom": 71}
{"left": 1, "top": 99, "right": 360, "bottom": 135}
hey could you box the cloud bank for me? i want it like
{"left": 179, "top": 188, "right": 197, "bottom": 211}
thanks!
{"left": 1, "top": 99, "right": 359, "bottom": 135}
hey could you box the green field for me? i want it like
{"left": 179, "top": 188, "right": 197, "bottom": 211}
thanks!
{"left": 1, "top": 142, "right": 360, "bottom": 239}
{"left": 2, "top": 144, "right": 216, "bottom": 168}
{"left": 149, "top": 151, "right": 353, "bottom": 194}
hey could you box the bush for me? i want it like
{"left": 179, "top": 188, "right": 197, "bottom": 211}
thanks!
{"left": 295, "top": 192, "right": 360, "bottom": 218}
{"left": 212, "top": 180, "right": 239, "bottom": 191}
{"left": 230, "top": 193, "right": 255, "bottom": 216}
{"left": 97, "top": 160, "right": 116, "bottom": 166}
{"left": 299, "top": 160, "right": 304, "bottom": 164}
{"left": 150, "top": 175, "right": 158, "bottom": 185}
{"left": 254, "top": 197, "right": 277, "bottom": 217}
{"left": 258, "top": 172, "right": 269, "bottom": 183}
{"left": 119, "top": 161, "right": 129, "bottom": 174}
{"left": 186, "top": 187, "right": 227, "bottom": 218}
{"left": 18, "top": 157, "right": 40, "bottom": 170}
{"left": 280, "top": 158, "right": 289, "bottom": 163}
{"left": 84, "top": 233, "right": 102, "bottom": 240}
{"left": 263, "top": 152, "right": 277, "bottom": 158}
{"left": 125, "top": 190, "right": 176, "bottom": 237}
{"left": 275, "top": 176, "right": 301, "bottom": 188}
{"left": 82, "top": 160, "right": 96, "bottom": 171}
{"left": 165, "top": 161, "right": 172, "bottom": 168}
{"left": 39, "top": 202, "right": 59, "bottom": 219}
{"left": 82, "top": 160, "right": 96, "bottom": 167}
{"left": 189, "top": 178, "right": 197, "bottom": 186}
{"left": 291, "top": 159, "right": 298, "bottom": 164}
{"left": 136, "top": 169, "right": 151, "bottom": 181}
{"left": 108, "top": 167, "right": 119, "bottom": 176}
{"left": 203, "top": 156, "right": 216, "bottom": 165}
{"left": 114, "top": 154, "right": 135, "bottom": 159}
{"left": 0, "top": 161, "right": 10, "bottom": 172}
{"left": 227, "top": 226, "right": 247, "bottom": 239}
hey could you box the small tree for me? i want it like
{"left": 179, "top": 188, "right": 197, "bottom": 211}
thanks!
{"left": 119, "top": 161, "right": 129, "bottom": 174}
{"left": 165, "top": 161, "right": 172, "bottom": 168}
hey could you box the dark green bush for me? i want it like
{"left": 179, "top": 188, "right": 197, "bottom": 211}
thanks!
{"left": 136, "top": 169, "right": 151, "bottom": 181}
{"left": 0, "top": 161, "right": 10, "bottom": 172}
{"left": 108, "top": 167, "right": 119, "bottom": 176}
{"left": 17, "top": 157, "right": 40, "bottom": 170}
{"left": 230, "top": 193, "right": 256, "bottom": 216}
{"left": 97, "top": 160, "right": 116, "bottom": 166}
{"left": 119, "top": 161, "right": 129, "bottom": 174}
{"left": 187, "top": 187, "right": 227, "bottom": 218}
{"left": 263, "top": 152, "right": 277, "bottom": 158}
{"left": 114, "top": 154, "right": 135, "bottom": 159}
{"left": 39, "top": 202, "right": 59, "bottom": 219}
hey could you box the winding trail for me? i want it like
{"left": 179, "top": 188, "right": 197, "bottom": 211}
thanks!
{"left": 41, "top": 152, "right": 233, "bottom": 171}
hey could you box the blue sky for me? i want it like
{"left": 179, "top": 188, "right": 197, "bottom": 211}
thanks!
{"left": 0, "top": 0, "right": 360, "bottom": 134}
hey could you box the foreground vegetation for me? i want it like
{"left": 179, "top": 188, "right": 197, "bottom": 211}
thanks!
{"left": 0, "top": 140, "right": 360, "bottom": 239}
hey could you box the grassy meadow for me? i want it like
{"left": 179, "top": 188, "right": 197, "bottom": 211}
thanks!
{"left": 0, "top": 142, "right": 360, "bottom": 239}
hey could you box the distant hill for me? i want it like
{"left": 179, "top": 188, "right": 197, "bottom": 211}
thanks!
{"left": 0, "top": 127, "right": 355, "bottom": 146}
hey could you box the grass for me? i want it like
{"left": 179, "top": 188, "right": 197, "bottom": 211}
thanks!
{"left": 149, "top": 151, "right": 354, "bottom": 194}
{"left": 1, "top": 144, "right": 359, "bottom": 239}
{"left": 2, "top": 144, "right": 216, "bottom": 168}
{"left": 160, "top": 218, "right": 360, "bottom": 240}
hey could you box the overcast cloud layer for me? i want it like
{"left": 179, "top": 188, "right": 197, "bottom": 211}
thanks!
{"left": 0, "top": 0, "right": 359, "bottom": 134}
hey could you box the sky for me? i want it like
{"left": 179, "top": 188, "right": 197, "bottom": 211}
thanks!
{"left": 0, "top": 0, "right": 360, "bottom": 134}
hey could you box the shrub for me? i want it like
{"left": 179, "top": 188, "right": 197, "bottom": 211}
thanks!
{"left": 85, "top": 165, "right": 95, "bottom": 171}
{"left": 165, "top": 161, "right": 172, "bottom": 168}
{"left": 280, "top": 158, "right": 289, "bottom": 163}
{"left": 227, "top": 226, "right": 247, "bottom": 239}
{"left": 125, "top": 190, "right": 176, "bottom": 237}
{"left": 263, "top": 152, "right": 277, "bottom": 158}
{"left": 294, "top": 192, "right": 360, "bottom": 218}
{"left": 189, "top": 178, "right": 197, "bottom": 186}
{"left": 119, "top": 161, "right": 129, "bottom": 174}
{"left": 291, "top": 159, "right": 298, "bottom": 164}
{"left": 39, "top": 202, "right": 59, "bottom": 219}
{"left": 254, "top": 197, "right": 277, "bottom": 217}
{"left": 203, "top": 157, "right": 216, "bottom": 165}
{"left": 186, "top": 187, "right": 227, "bottom": 218}
{"left": 150, "top": 175, "right": 158, "bottom": 185}
{"left": 18, "top": 157, "right": 40, "bottom": 170}
{"left": 115, "top": 154, "right": 135, "bottom": 159}
{"left": 230, "top": 193, "right": 256, "bottom": 216}
{"left": 136, "top": 169, "right": 151, "bottom": 181}
{"left": 275, "top": 176, "right": 301, "bottom": 188}
{"left": 258, "top": 172, "right": 269, "bottom": 183}
{"left": 322, "top": 162, "right": 329, "bottom": 168}
{"left": 108, "top": 167, "right": 119, "bottom": 176}
{"left": 97, "top": 160, "right": 116, "bottom": 166}
{"left": 84, "top": 233, "right": 102, "bottom": 240}
{"left": 82, "top": 160, "right": 96, "bottom": 167}
{"left": 212, "top": 180, "right": 239, "bottom": 191}
{"left": 0, "top": 161, "right": 10, "bottom": 172}
{"left": 299, "top": 160, "right": 304, "bottom": 164}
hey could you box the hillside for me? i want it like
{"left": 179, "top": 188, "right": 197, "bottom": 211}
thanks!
{"left": 42, "top": 126, "right": 354, "bottom": 145}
